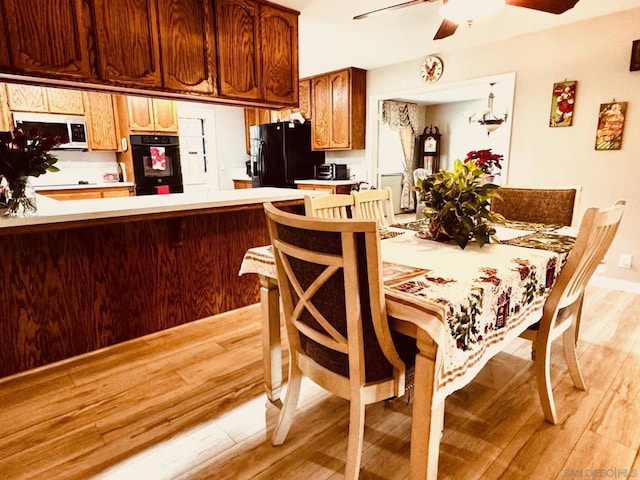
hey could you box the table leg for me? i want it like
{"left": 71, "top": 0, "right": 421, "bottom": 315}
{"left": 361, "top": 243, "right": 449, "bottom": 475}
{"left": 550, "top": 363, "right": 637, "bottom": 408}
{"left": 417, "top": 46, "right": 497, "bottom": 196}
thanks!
{"left": 409, "top": 330, "right": 445, "bottom": 480}
{"left": 259, "top": 274, "right": 282, "bottom": 406}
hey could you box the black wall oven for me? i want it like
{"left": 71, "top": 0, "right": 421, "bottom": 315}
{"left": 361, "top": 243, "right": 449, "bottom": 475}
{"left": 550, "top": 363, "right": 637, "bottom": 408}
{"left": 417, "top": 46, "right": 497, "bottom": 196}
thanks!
{"left": 131, "top": 134, "right": 184, "bottom": 195}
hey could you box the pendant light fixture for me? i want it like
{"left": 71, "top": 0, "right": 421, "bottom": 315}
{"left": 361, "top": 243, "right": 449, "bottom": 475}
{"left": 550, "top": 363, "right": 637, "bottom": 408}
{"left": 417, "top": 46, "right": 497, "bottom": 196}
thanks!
{"left": 467, "top": 82, "right": 509, "bottom": 135}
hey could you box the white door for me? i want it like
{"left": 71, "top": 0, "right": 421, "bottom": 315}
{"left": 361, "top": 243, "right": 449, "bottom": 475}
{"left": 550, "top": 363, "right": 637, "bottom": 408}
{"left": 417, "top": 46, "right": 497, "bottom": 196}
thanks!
{"left": 177, "top": 104, "right": 219, "bottom": 193}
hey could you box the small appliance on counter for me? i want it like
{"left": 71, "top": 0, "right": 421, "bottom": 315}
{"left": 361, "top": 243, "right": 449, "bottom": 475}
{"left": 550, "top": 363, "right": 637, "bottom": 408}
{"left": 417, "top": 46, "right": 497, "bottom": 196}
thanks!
{"left": 315, "top": 163, "right": 349, "bottom": 180}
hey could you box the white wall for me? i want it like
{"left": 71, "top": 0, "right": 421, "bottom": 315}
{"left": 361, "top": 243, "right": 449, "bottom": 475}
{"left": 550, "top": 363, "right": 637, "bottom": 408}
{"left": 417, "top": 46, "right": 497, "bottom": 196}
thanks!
{"left": 366, "top": 8, "right": 640, "bottom": 284}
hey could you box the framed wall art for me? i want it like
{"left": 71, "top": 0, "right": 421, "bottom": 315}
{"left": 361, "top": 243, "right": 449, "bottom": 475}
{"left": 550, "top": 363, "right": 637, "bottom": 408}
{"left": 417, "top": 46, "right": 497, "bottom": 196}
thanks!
{"left": 595, "top": 101, "right": 627, "bottom": 151}
{"left": 630, "top": 39, "right": 640, "bottom": 72}
{"left": 549, "top": 81, "right": 577, "bottom": 127}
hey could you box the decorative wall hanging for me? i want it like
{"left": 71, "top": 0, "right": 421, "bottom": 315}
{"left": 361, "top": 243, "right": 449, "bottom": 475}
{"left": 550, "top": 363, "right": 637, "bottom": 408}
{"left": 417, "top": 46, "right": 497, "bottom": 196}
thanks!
{"left": 630, "top": 39, "right": 640, "bottom": 71}
{"left": 549, "top": 80, "right": 577, "bottom": 127}
{"left": 595, "top": 101, "right": 627, "bottom": 151}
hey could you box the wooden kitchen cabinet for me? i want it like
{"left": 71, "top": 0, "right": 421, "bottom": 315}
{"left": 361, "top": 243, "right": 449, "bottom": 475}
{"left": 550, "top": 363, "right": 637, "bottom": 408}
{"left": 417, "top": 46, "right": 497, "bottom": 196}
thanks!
{"left": 39, "top": 185, "right": 134, "bottom": 201}
{"left": 243, "top": 107, "right": 273, "bottom": 154}
{"left": 157, "top": 0, "right": 216, "bottom": 94}
{"left": 259, "top": 3, "right": 298, "bottom": 104}
{"left": 296, "top": 182, "right": 355, "bottom": 195}
{"left": 2, "top": 0, "right": 92, "bottom": 81}
{"left": 46, "top": 88, "right": 84, "bottom": 114}
{"left": 0, "top": 6, "right": 10, "bottom": 70}
{"left": 298, "top": 78, "right": 311, "bottom": 120}
{"left": 122, "top": 96, "right": 178, "bottom": 133}
{"left": 83, "top": 92, "right": 120, "bottom": 151}
{"left": 233, "top": 179, "right": 253, "bottom": 189}
{"left": 216, "top": 0, "right": 298, "bottom": 105}
{"left": 311, "top": 67, "right": 366, "bottom": 150}
{"left": 0, "top": 85, "right": 10, "bottom": 131}
{"left": 92, "top": 0, "right": 162, "bottom": 88}
{"left": 5, "top": 83, "right": 86, "bottom": 115}
{"left": 5, "top": 84, "right": 48, "bottom": 112}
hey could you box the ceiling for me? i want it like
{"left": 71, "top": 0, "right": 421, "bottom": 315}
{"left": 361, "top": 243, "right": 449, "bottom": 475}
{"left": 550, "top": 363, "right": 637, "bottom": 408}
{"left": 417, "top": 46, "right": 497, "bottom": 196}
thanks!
{"left": 275, "top": 0, "right": 640, "bottom": 78}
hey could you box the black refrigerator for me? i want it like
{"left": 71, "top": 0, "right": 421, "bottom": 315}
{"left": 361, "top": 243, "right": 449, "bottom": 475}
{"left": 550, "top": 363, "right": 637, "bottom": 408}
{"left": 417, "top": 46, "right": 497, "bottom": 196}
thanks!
{"left": 250, "top": 122, "right": 325, "bottom": 188}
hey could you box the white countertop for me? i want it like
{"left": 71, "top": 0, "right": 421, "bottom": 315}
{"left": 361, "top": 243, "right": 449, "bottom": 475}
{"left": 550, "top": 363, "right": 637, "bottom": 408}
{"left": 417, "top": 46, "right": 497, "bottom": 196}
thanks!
{"left": 0, "top": 187, "right": 319, "bottom": 232}
{"left": 294, "top": 179, "right": 357, "bottom": 186}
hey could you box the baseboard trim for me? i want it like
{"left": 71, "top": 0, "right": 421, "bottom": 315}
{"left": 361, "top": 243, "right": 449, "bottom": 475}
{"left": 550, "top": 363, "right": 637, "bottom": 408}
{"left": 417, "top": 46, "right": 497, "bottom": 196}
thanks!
{"left": 590, "top": 275, "right": 640, "bottom": 294}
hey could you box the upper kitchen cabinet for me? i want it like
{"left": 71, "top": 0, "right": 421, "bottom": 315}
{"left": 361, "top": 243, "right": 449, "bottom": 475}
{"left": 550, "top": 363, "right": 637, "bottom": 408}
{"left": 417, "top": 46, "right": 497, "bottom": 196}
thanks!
{"left": 157, "top": 0, "right": 217, "bottom": 94}
{"left": 92, "top": 0, "right": 162, "bottom": 88}
{"left": 298, "top": 78, "right": 311, "bottom": 120}
{"left": 2, "top": 0, "right": 92, "bottom": 81}
{"left": 0, "top": 6, "right": 9, "bottom": 70}
{"left": 46, "top": 88, "right": 84, "bottom": 114}
{"left": 82, "top": 92, "right": 120, "bottom": 151}
{"left": 118, "top": 95, "right": 178, "bottom": 133}
{"left": 5, "top": 83, "right": 84, "bottom": 114}
{"left": 5, "top": 84, "right": 48, "bottom": 112}
{"left": 216, "top": 0, "right": 298, "bottom": 106}
{"left": 0, "top": 85, "right": 10, "bottom": 131}
{"left": 311, "top": 67, "right": 366, "bottom": 151}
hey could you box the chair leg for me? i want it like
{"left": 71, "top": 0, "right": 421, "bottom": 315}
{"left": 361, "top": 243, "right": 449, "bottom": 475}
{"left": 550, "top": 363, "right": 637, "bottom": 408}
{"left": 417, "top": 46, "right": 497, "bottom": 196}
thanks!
{"left": 534, "top": 334, "right": 559, "bottom": 424}
{"left": 344, "top": 394, "right": 366, "bottom": 480}
{"left": 271, "top": 361, "right": 303, "bottom": 446}
{"left": 563, "top": 326, "right": 587, "bottom": 391}
{"left": 573, "top": 293, "right": 585, "bottom": 345}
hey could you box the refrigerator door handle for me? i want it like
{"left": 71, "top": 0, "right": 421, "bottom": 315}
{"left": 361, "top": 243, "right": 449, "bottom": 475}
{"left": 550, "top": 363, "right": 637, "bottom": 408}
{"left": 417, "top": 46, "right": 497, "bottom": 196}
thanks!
{"left": 258, "top": 141, "right": 266, "bottom": 186}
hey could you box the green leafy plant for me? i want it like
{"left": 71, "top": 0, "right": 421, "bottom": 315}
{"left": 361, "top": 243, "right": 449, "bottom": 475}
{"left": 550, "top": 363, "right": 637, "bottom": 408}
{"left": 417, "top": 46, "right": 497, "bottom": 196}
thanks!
{"left": 415, "top": 159, "right": 503, "bottom": 249}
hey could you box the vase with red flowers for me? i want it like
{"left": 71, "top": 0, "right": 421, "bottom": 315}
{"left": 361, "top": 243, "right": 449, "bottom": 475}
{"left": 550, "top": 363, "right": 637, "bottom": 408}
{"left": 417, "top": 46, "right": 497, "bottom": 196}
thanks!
{"left": 464, "top": 149, "right": 503, "bottom": 181}
{"left": 0, "top": 128, "right": 66, "bottom": 217}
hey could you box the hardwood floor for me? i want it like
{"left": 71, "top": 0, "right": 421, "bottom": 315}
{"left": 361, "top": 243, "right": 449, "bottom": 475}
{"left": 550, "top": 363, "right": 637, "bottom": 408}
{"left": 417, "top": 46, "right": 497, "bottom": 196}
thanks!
{"left": 1, "top": 286, "right": 638, "bottom": 479}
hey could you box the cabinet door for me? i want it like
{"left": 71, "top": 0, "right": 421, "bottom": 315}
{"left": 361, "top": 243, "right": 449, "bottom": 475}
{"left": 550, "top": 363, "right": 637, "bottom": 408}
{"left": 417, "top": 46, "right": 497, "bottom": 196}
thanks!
{"left": 127, "top": 96, "right": 154, "bottom": 131}
{"left": 83, "top": 92, "right": 119, "bottom": 150}
{"left": 92, "top": 0, "right": 162, "bottom": 88}
{"left": 298, "top": 79, "right": 311, "bottom": 119}
{"left": 3, "top": 0, "right": 91, "bottom": 80}
{"left": 311, "top": 75, "right": 330, "bottom": 150}
{"left": 0, "top": 85, "right": 11, "bottom": 131}
{"left": 152, "top": 99, "right": 178, "bottom": 132}
{"left": 259, "top": 4, "right": 298, "bottom": 104}
{"left": 243, "top": 108, "right": 271, "bottom": 153}
{"left": 0, "top": 6, "right": 10, "bottom": 69}
{"left": 157, "top": 0, "right": 216, "bottom": 93}
{"left": 330, "top": 70, "right": 350, "bottom": 149}
{"left": 216, "top": 0, "right": 260, "bottom": 100}
{"left": 46, "top": 88, "right": 84, "bottom": 114}
{"left": 6, "top": 84, "right": 48, "bottom": 112}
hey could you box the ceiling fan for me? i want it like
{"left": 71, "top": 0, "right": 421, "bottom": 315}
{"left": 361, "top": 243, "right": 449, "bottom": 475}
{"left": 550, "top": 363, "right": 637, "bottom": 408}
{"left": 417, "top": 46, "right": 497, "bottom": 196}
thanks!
{"left": 353, "top": 0, "right": 580, "bottom": 40}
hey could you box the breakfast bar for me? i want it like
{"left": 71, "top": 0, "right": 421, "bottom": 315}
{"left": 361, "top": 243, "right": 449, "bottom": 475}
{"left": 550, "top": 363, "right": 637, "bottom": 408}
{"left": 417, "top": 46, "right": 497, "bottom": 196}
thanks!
{"left": 0, "top": 188, "right": 312, "bottom": 378}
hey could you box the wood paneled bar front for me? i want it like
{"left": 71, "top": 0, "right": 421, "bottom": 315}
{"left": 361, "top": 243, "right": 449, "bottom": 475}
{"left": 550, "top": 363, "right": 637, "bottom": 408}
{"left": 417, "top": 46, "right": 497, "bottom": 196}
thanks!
{"left": 0, "top": 188, "right": 308, "bottom": 378}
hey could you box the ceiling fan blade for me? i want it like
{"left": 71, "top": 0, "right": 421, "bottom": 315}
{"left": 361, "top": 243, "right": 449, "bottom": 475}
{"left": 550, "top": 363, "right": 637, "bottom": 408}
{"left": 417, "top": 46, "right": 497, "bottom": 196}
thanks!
{"left": 433, "top": 19, "right": 458, "bottom": 40}
{"left": 353, "top": 0, "right": 430, "bottom": 20}
{"left": 505, "top": 0, "right": 580, "bottom": 14}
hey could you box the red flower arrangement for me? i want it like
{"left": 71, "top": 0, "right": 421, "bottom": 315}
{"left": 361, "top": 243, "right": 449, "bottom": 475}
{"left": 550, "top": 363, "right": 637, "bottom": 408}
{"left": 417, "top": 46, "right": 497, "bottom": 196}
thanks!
{"left": 464, "top": 149, "right": 503, "bottom": 174}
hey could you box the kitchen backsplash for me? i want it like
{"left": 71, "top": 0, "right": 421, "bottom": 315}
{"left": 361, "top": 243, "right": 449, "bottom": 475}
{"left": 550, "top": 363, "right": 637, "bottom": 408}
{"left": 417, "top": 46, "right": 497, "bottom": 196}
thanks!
{"left": 31, "top": 151, "right": 120, "bottom": 186}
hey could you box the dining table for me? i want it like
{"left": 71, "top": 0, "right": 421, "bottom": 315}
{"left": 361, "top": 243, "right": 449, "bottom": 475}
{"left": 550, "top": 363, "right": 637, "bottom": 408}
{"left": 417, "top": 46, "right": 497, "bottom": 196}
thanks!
{"left": 239, "top": 218, "right": 576, "bottom": 480}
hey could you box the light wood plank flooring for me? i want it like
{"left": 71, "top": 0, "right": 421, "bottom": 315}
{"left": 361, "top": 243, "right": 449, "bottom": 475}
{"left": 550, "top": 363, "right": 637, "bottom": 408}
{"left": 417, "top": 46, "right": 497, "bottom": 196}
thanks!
{"left": 1, "top": 286, "right": 638, "bottom": 479}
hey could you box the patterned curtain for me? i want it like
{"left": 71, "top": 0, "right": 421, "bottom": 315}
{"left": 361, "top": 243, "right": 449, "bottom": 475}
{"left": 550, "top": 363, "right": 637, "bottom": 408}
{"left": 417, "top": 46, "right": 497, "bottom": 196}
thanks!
{"left": 381, "top": 101, "right": 420, "bottom": 210}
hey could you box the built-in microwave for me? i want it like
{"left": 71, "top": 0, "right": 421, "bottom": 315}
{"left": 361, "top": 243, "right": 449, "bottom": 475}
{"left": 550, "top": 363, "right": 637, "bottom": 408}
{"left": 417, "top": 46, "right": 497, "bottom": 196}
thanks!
{"left": 12, "top": 112, "right": 89, "bottom": 150}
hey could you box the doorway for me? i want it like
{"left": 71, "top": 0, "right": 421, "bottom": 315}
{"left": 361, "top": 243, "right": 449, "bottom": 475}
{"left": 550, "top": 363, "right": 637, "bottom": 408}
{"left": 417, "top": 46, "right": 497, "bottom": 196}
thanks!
{"left": 176, "top": 103, "right": 219, "bottom": 193}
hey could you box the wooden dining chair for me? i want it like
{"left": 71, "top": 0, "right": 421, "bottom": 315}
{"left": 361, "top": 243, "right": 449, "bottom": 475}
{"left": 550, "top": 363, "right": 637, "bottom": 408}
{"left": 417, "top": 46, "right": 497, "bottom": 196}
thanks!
{"left": 304, "top": 193, "right": 354, "bottom": 219}
{"left": 263, "top": 202, "right": 417, "bottom": 480}
{"left": 520, "top": 199, "right": 626, "bottom": 424}
{"left": 491, "top": 185, "right": 582, "bottom": 226}
{"left": 351, "top": 186, "right": 396, "bottom": 226}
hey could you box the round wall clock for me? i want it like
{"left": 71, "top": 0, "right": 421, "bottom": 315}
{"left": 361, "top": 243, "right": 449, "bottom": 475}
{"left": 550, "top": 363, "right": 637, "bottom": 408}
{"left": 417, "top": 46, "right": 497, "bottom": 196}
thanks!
{"left": 420, "top": 55, "right": 444, "bottom": 83}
